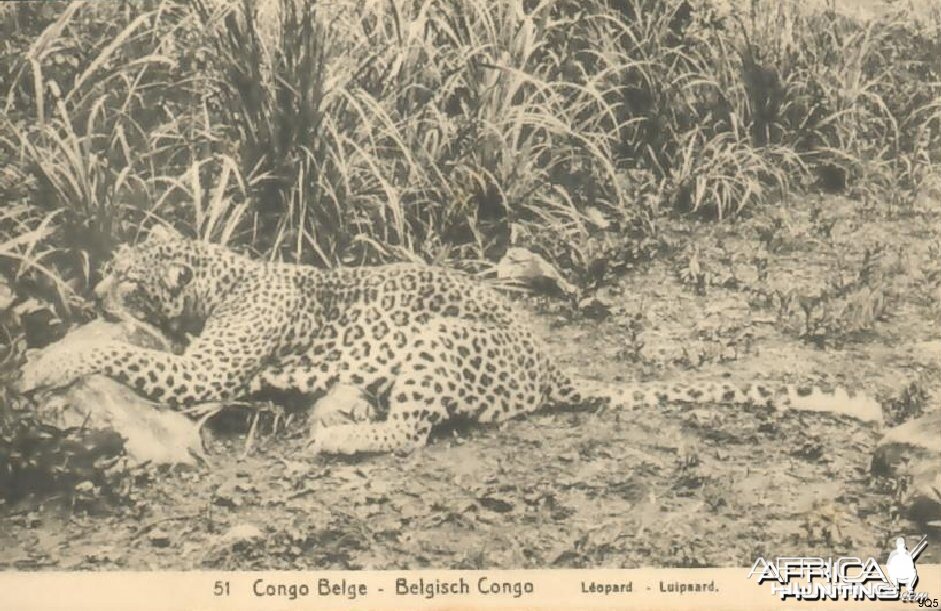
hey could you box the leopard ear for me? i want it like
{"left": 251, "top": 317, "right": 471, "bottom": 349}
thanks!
{"left": 147, "top": 225, "right": 182, "bottom": 243}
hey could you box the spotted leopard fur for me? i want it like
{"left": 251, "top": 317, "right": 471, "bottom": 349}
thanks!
{"left": 19, "top": 227, "right": 881, "bottom": 454}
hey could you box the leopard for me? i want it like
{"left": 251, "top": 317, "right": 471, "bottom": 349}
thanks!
{"left": 18, "top": 226, "right": 883, "bottom": 455}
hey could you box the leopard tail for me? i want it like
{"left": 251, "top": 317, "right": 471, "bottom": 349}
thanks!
{"left": 544, "top": 361, "right": 609, "bottom": 410}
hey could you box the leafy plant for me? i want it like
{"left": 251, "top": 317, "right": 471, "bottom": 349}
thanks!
{"left": 0, "top": 1, "right": 186, "bottom": 315}
{"left": 186, "top": 0, "right": 630, "bottom": 268}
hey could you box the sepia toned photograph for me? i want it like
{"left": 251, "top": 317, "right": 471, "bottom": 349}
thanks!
{"left": 0, "top": 0, "right": 938, "bottom": 589}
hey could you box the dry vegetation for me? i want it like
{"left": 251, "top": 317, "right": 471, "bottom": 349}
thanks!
{"left": 0, "top": 0, "right": 939, "bottom": 568}
{"left": 0, "top": 0, "right": 937, "bottom": 290}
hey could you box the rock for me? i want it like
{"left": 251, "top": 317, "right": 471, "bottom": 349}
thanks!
{"left": 578, "top": 295, "right": 612, "bottom": 320}
{"left": 21, "top": 320, "right": 201, "bottom": 467}
{"left": 479, "top": 495, "right": 514, "bottom": 513}
{"left": 203, "top": 524, "right": 264, "bottom": 562}
{"left": 495, "top": 247, "right": 577, "bottom": 297}
{"left": 74, "top": 481, "right": 96, "bottom": 494}
{"left": 85, "top": 546, "right": 121, "bottom": 564}
{"left": 0, "top": 277, "right": 13, "bottom": 311}
{"left": 213, "top": 481, "right": 243, "bottom": 508}
{"left": 148, "top": 530, "right": 171, "bottom": 548}
{"left": 878, "top": 409, "right": 941, "bottom": 453}
{"left": 872, "top": 410, "right": 941, "bottom": 525}
{"left": 16, "top": 512, "right": 42, "bottom": 528}
{"left": 583, "top": 207, "right": 611, "bottom": 230}
{"left": 212, "top": 492, "right": 240, "bottom": 508}
{"left": 217, "top": 524, "right": 264, "bottom": 546}
{"left": 14, "top": 297, "right": 66, "bottom": 348}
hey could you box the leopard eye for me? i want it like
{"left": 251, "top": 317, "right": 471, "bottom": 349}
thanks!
{"left": 177, "top": 266, "right": 193, "bottom": 285}
{"left": 161, "top": 264, "right": 193, "bottom": 296}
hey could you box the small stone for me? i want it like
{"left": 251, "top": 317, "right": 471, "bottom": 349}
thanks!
{"left": 584, "top": 207, "right": 610, "bottom": 230}
{"left": 213, "top": 492, "right": 240, "bottom": 508}
{"left": 496, "top": 248, "right": 577, "bottom": 297}
{"left": 0, "top": 278, "right": 14, "bottom": 311}
{"left": 878, "top": 410, "right": 941, "bottom": 454}
{"left": 578, "top": 295, "right": 612, "bottom": 320}
{"left": 479, "top": 496, "right": 514, "bottom": 513}
{"left": 148, "top": 530, "right": 171, "bottom": 548}
{"left": 217, "top": 524, "right": 263, "bottom": 546}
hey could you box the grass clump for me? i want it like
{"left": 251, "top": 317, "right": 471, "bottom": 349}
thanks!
{"left": 0, "top": 0, "right": 936, "bottom": 326}
{"left": 185, "top": 0, "right": 627, "bottom": 268}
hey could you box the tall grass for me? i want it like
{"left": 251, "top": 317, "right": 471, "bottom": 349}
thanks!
{"left": 607, "top": 0, "right": 939, "bottom": 214}
{"left": 0, "top": 1, "right": 186, "bottom": 316}
{"left": 0, "top": 0, "right": 937, "bottom": 321}
{"left": 185, "top": 0, "right": 627, "bottom": 267}
{"left": 730, "top": 2, "right": 941, "bottom": 203}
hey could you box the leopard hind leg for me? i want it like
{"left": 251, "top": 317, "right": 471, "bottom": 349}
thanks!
{"left": 309, "top": 317, "right": 524, "bottom": 455}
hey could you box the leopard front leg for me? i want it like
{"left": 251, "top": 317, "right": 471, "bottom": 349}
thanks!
{"left": 249, "top": 356, "right": 339, "bottom": 396}
{"left": 18, "top": 340, "right": 259, "bottom": 406}
{"left": 18, "top": 300, "right": 288, "bottom": 407}
{"left": 17, "top": 341, "right": 99, "bottom": 393}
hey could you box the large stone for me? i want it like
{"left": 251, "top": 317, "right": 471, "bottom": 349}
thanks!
{"left": 23, "top": 320, "right": 202, "bottom": 466}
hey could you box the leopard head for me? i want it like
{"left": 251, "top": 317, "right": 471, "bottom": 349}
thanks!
{"left": 96, "top": 226, "right": 202, "bottom": 328}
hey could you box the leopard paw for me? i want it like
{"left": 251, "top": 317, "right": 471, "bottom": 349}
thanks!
{"left": 16, "top": 346, "right": 85, "bottom": 393}
{"left": 309, "top": 384, "right": 377, "bottom": 430}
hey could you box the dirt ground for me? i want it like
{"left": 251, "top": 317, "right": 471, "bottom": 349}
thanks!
{"left": 1, "top": 194, "right": 939, "bottom": 570}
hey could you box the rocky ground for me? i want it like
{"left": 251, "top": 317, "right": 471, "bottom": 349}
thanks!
{"left": 1, "top": 194, "right": 939, "bottom": 570}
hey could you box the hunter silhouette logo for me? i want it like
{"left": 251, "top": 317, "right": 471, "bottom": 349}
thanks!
{"left": 886, "top": 536, "right": 925, "bottom": 594}
{"left": 748, "top": 535, "right": 930, "bottom": 601}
